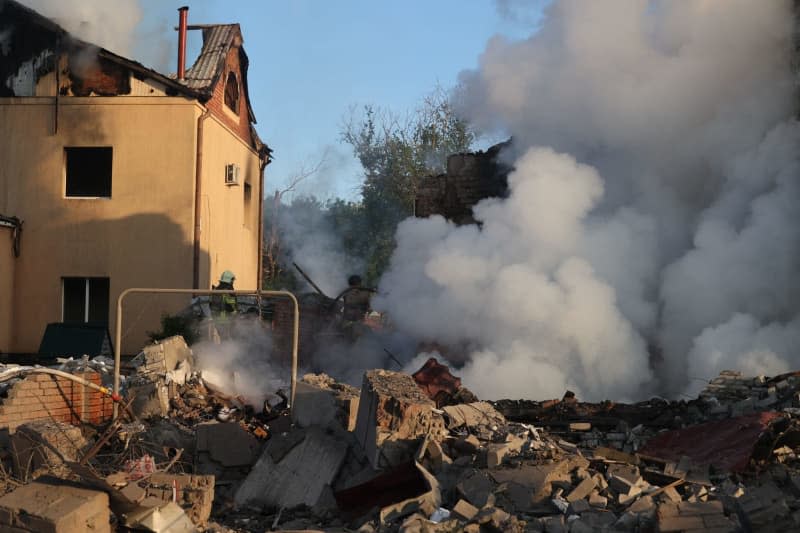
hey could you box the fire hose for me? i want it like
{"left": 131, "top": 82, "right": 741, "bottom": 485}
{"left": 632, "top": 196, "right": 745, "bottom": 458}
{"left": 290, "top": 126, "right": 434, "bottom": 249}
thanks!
{"left": 0, "top": 366, "right": 123, "bottom": 402}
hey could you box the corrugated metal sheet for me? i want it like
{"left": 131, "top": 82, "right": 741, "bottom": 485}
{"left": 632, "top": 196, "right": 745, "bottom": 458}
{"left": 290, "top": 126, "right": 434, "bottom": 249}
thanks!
{"left": 179, "top": 24, "right": 238, "bottom": 93}
{"left": 639, "top": 411, "right": 781, "bottom": 472}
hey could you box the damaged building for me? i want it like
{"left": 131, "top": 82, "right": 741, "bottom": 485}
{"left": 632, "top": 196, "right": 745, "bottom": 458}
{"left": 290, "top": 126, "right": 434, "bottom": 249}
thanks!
{"left": 0, "top": 1, "right": 271, "bottom": 355}
{"left": 415, "top": 140, "right": 512, "bottom": 225}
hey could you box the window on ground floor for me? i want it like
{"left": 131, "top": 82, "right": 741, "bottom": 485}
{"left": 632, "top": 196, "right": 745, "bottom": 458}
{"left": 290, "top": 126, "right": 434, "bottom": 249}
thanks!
{"left": 65, "top": 147, "right": 113, "bottom": 198}
{"left": 62, "top": 277, "right": 110, "bottom": 324}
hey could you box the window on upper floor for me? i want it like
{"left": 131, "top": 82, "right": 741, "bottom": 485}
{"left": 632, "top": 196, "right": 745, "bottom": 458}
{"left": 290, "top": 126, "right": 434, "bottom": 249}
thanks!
{"left": 65, "top": 147, "right": 112, "bottom": 198}
{"left": 224, "top": 71, "right": 239, "bottom": 115}
{"left": 63, "top": 277, "right": 110, "bottom": 324}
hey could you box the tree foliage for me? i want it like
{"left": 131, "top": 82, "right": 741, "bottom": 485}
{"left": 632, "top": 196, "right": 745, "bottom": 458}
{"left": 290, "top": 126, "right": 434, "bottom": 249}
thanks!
{"left": 263, "top": 87, "right": 475, "bottom": 289}
{"left": 341, "top": 87, "right": 475, "bottom": 283}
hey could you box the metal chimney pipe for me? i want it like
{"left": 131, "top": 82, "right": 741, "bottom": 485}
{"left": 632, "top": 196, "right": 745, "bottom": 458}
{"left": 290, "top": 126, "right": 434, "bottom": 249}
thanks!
{"left": 177, "top": 6, "right": 189, "bottom": 80}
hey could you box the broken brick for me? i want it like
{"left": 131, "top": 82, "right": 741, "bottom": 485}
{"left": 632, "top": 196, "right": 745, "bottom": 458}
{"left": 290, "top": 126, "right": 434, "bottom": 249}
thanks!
{"left": 354, "top": 370, "right": 446, "bottom": 470}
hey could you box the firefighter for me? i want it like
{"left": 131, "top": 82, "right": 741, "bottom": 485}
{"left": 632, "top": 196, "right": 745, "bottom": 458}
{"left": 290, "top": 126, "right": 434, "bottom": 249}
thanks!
{"left": 342, "top": 274, "right": 371, "bottom": 322}
{"left": 211, "top": 270, "right": 237, "bottom": 339}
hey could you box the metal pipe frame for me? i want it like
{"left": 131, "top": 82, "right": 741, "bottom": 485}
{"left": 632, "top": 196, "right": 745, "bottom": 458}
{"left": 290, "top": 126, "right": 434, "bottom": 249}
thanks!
{"left": 114, "top": 288, "right": 299, "bottom": 418}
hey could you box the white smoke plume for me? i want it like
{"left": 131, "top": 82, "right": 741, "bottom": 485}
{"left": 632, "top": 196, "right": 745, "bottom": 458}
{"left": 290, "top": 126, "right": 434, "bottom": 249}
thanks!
{"left": 273, "top": 197, "right": 365, "bottom": 297}
{"left": 376, "top": 0, "right": 799, "bottom": 400}
{"left": 19, "top": 0, "right": 142, "bottom": 57}
{"left": 192, "top": 319, "right": 286, "bottom": 407}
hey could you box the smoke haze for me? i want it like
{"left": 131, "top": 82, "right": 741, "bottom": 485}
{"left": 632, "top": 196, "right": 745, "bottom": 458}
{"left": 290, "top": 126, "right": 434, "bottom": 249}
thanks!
{"left": 20, "top": 0, "right": 142, "bottom": 57}
{"left": 376, "top": 0, "right": 800, "bottom": 400}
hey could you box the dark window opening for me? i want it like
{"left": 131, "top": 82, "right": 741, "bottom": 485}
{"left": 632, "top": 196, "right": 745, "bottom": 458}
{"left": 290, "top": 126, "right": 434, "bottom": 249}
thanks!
{"left": 65, "top": 147, "right": 112, "bottom": 197}
{"left": 224, "top": 72, "right": 239, "bottom": 114}
{"left": 63, "top": 277, "right": 110, "bottom": 325}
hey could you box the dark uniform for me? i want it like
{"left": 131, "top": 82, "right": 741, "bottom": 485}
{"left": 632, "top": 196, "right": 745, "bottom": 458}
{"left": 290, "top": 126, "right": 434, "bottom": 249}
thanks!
{"left": 342, "top": 275, "right": 371, "bottom": 320}
{"left": 211, "top": 270, "right": 237, "bottom": 339}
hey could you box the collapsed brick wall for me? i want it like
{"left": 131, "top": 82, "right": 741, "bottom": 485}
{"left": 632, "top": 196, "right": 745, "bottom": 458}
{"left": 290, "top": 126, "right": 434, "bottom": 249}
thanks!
{"left": 0, "top": 371, "right": 114, "bottom": 432}
{"left": 415, "top": 140, "right": 512, "bottom": 225}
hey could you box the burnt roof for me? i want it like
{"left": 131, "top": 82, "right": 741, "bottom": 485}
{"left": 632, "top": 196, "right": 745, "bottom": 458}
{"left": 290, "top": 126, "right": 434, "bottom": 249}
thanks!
{"left": 177, "top": 24, "right": 258, "bottom": 125}
{"left": 1, "top": 0, "right": 268, "bottom": 154}
{"left": 0, "top": 0, "right": 200, "bottom": 100}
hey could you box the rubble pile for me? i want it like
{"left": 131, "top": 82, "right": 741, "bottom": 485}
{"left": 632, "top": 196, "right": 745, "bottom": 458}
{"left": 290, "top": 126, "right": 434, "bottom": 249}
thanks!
{"left": 3, "top": 338, "right": 800, "bottom": 532}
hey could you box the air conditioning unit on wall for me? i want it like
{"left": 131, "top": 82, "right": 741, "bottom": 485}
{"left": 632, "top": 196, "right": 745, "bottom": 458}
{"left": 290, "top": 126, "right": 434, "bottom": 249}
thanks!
{"left": 225, "top": 163, "right": 240, "bottom": 185}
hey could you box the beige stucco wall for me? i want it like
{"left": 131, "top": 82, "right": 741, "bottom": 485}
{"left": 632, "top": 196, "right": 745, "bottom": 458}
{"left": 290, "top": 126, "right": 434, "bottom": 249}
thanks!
{"left": 0, "top": 228, "right": 14, "bottom": 353}
{"left": 0, "top": 96, "right": 201, "bottom": 354}
{"left": 199, "top": 116, "right": 262, "bottom": 291}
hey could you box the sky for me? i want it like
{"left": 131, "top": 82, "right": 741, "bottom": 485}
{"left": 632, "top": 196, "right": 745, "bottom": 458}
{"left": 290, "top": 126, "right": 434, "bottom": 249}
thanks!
{"left": 135, "top": 1, "right": 540, "bottom": 200}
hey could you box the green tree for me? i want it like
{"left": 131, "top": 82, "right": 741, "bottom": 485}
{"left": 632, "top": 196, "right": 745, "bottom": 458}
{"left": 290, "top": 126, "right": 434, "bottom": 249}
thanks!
{"left": 341, "top": 87, "right": 475, "bottom": 283}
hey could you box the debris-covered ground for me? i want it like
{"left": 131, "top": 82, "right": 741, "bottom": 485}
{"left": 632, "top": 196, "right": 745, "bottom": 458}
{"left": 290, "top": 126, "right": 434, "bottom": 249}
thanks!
{"left": 0, "top": 337, "right": 799, "bottom": 532}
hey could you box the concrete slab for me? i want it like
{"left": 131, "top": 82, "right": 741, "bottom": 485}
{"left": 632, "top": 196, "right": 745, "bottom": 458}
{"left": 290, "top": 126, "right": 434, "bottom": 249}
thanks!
{"left": 292, "top": 377, "right": 360, "bottom": 431}
{"left": 0, "top": 480, "right": 110, "bottom": 533}
{"left": 234, "top": 426, "right": 348, "bottom": 509}
{"left": 195, "top": 422, "right": 261, "bottom": 482}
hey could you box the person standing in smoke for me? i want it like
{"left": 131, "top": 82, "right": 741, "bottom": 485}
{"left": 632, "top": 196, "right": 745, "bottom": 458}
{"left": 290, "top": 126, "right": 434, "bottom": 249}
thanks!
{"left": 211, "top": 270, "right": 237, "bottom": 340}
{"left": 342, "top": 274, "right": 372, "bottom": 321}
{"left": 340, "top": 274, "right": 375, "bottom": 340}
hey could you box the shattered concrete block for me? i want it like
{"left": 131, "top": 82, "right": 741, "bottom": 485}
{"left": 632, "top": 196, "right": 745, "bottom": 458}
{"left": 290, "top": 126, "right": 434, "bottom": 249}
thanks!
{"left": 566, "top": 477, "right": 596, "bottom": 502}
{"left": 123, "top": 501, "right": 195, "bottom": 532}
{"left": 423, "top": 439, "right": 451, "bottom": 472}
{"left": 476, "top": 506, "right": 511, "bottom": 530}
{"left": 11, "top": 420, "right": 87, "bottom": 478}
{"left": 593, "top": 473, "right": 608, "bottom": 490}
{"left": 235, "top": 426, "right": 348, "bottom": 509}
{"left": 292, "top": 377, "right": 360, "bottom": 431}
{"left": 735, "top": 483, "right": 793, "bottom": 532}
{"left": 486, "top": 435, "right": 525, "bottom": 468}
{"left": 138, "top": 335, "right": 192, "bottom": 374}
{"left": 127, "top": 377, "right": 170, "bottom": 419}
{"left": 456, "top": 470, "right": 495, "bottom": 508}
{"left": 452, "top": 434, "right": 481, "bottom": 456}
{"left": 0, "top": 480, "right": 110, "bottom": 533}
{"left": 608, "top": 474, "right": 637, "bottom": 495}
{"left": 441, "top": 402, "right": 507, "bottom": 440}
{"left": 499, "top": 480, "right": 536, "bottom": 514}
{"left": 568, "top": 498, "right": 591, "bottom": 515}
{"left": 195, "top": 422, "right": 261, "bottom": 482}
{"left": 354, "top": 370, "right": 446, "bottom": 470}
{"left": 627, "top": 495, "right": 655, "bottom": 514}
{"left": 658, "top": 500, "right": 737, "bottom": 532}
{"left": 579, "top": 511, "right": 618, "bottom": 530}
{"left": 618, "top": 486, "right": 643, "bottom": 506}
{"left": 594, "top": 446, "right": 639, "bottom": 464}
{"left": 540, "top": 514, "right": 567, "bottom": 532}
{"left": 606, "top": 463, "right": 641, "bottom": 485}
{"left": 661, "top": 485, "right": 682, "bottom": 503}
{"left": 588, "top": 492, "right": 607, "bottom": 509}
{"left": 451, "top": 499, "right": 479, "bottom": 521}
{"left": 141, "top": 473, "right": 214, "bottom": 526}
{"left": 490, "top": 459, "right": 581, "bottom": 505}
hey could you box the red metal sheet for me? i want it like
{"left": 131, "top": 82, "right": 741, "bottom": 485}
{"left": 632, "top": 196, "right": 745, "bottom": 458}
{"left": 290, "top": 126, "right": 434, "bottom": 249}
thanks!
{"left": 412, "top": 358, "right": 462, "bottom": 403}
{"left": 638, "top": 411, "right": 781, "bottom": 472}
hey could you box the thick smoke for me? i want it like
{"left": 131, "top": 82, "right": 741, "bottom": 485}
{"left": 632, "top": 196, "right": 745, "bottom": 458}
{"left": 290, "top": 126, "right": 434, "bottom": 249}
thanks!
{"left": 376, "top": 0, "right": 799, "bottom": 400}
{"left": 192, "top": 319, "right": 286, "bottom": 407}
{"left": 20, "top": 0, "right": 142, "bottom": 57}
{"left": 272, "top": 197, "right": 364, "bottom": 297}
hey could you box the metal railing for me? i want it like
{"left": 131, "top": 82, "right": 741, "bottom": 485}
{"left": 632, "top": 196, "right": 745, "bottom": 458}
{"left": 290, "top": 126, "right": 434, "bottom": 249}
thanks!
{"left": 114, "top": 288, "right": 299, "bottom": 418}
